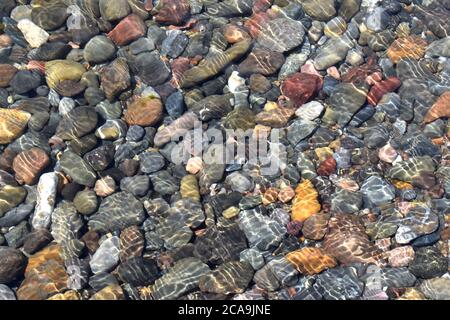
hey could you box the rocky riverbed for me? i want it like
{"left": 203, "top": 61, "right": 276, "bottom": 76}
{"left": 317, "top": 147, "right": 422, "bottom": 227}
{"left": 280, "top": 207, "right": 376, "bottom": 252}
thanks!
{"left": 0, "top": 0, "right": 449, "bottom": 300}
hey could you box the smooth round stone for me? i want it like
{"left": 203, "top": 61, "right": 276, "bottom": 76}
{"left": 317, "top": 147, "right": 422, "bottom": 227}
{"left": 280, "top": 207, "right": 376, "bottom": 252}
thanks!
{"left": 60, "top": 150, "right": 97, "bottom": 187}
{"left": 126, "top": 125, "right": 145, "bottom": 142}
{"left": 99, "top": 0, "right": 131, "bottom": 21}
{"left": 90, "top": 236, "right": 120, "bottom": 274}
{"left": 238, "top": 48, "right": 285, "bottom": 76}
{"left": 257, "top": 18, "right": 305, "bottom": 52}
{"left": 225, "top": 172, "right": 254, "bottom": 193}
{"left": 33, "top": 42, "right": 71, "bottom": 61}
{"left": 165, "top": 91, "right": 185, "bottom": 118}
{"left": 84, "top": 36, "right": 116, "bottom": 64}
{"left": 314, "top": 34, "right": 354, "bottom": 70}
{"left": 124, "top": 95, "right": 163, "bottom": 127}
{"left": 31, "top": 2, "right": 69, "bottom": 30}
{"left": 0, "top": 185, "right": 27, "bottom": 217}
{"left": 161, "top": 30, "right": 188, "bottom": 58}
{"left": 73, "top": 190, "right": 98, "bottom": 215}
{"left": 408, "top": 247, "right": 447, "bottom": 279}
{"left": 10, "top": 70, "right": 42, "bottom": 94}
{"left": 12, "top": 147, "right": 50, "bottom": 185}
{"left": 0, "top": 247, "right": 27, "bottom": 284}
{"left": 56, "top": 106, "right": 98, "bottom": 140}
{"left": 120, "top": 175, "right": 150, "bottom": 197}
{"left": 132, "top": 52, "right": 171, "bottom": 87}
{"left": 10, "top": 5, "right": 32, "bottom": 22}
{"left": 96, "top": 119, "right": 128, "bottom": 140}
{"left": 0, "top": 284, "right": 16, "bottom": 300}
{"left": 426, "top": 36, "right": 450, "bottom": 57}
{"left": 139, "top": 151, "right": 165, "bottom": 174}
{"left": 94, "top": 176, "right": 117, "bottom": 197}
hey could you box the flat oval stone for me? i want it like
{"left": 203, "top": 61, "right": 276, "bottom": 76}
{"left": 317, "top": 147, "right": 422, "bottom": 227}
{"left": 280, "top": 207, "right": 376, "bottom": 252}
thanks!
{"left": 0, "top": 109, "right": 31, "bottom": 145}
{"left": 238, "top": 48, "right": 285, "bottom": 76}
{"left": 90, "top": 236, "right": 120, "bottom": 274}
{"left": 0, "top": 185, "right": 27, "bottom": 218}
{"left": 0, "top": 247, "right": 27, "bottom": 284}
{"left": 84, "top": 35, "right": 116, "bottom": 64}
{"left": 60, "top": 150, "right": 97, "bottom": 187}
{"left": 99, "top": 0, "right": 130, "bottom": 21}
{"left": 257, "top": 18, "right": 305, "bottom": 53}
{"left": 124, "top": 96, "right": 163, "bottom": 127}
{"left": 12, "top": 147, "right": 49, "bottom": 185}
{"left": 73, "top": 190, "right": 98, "bottom": 215}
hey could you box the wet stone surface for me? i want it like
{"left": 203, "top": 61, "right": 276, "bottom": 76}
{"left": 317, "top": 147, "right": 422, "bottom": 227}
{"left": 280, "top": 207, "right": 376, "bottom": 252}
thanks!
{"left": 0, "top": 0, "right": 448, "bottom": 301}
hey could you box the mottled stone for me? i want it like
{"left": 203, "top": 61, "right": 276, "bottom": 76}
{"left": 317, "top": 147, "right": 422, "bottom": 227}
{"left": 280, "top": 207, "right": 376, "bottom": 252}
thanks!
{"left": 408, "top": 247, "right": 447, "bottom": 279}
{"left": 387, "top": 36, "right": 427, "bottom": 64}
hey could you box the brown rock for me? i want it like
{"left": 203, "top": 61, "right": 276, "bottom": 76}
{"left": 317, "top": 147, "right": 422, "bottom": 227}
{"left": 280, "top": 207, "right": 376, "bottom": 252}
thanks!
{"left": 100, "top": 57, "right": 131, "bottom": 101}
{"left": 120, "top": 225, "right": 144, "bottom": 262}
{"left": 238, "top": 48, "right": 285, "bottom": 76}
{"left": 12, "top": 147, "right": 50, "bottom": 185}
{"left": 0, "top": 64, "right": 18, "bottom": 87}
{"left": 387, "top": 35, "right": 427, "bottom": 64}
{"left": 81, "top": 230, "right": 100, "bottom": 254}
{"left": 23, "top": 228, "right": 53, "bottom": 255}
{"left": 323, "top": 213, "right": 386, "bottom": 266}
{"left": 90, "top": 284, "right": 125, "bottom": 300}
{"left": 124, "top": 96, "right": 163, "bottom": 126}
{"left": 0, "top": 148, "right": 17, "bottom": 172}
{"left": 249, "top": 74, "right": 271, "bottom": 93}
{"left": 107, "top": 14, "right": 147, "bottom": 46}
{"left": 17, "top": 245, "right": 68, "bottom": 300}
{"left": 0, "top": 109, "right": 31, "bottom": 144}
{"left": 423, "top": 91, "right": 450, "bottom": 124}
{"left": 317, "top": 155, "right": 336, "bottom": 176}
{"left": 0, "top": 247, "right": 27, "bottom": 284}
{"left": 255, "top": 107, "right": 295, "bottom": 128}
{"left": 286, "top": 247, "right": 337, "bottom": 275}
{"left": 94, "top": 176, "right": 117, "bottom": 197}
{"left": 154, "top": 0, "right": 191, "bottom": 26}
{"left": 281, "top": 73, "right": 323, "bottom": 108}
{"left": 302, "top": 212, "right": 330, "bottom": 240}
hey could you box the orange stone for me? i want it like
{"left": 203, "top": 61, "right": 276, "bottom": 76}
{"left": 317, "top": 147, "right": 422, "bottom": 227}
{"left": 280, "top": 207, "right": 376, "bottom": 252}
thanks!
{"left": 423, "top": 92, "right": 450, "bottom": 124}
{"left": 17, "top": 245, "right": 68, "bottom": 300}
{"left": 291, "top": 180, "right": 321, "bottom": 222}
{"left": 262, "top": 187, "right": 279, "bottom": 205}
{"left": 387, "top": 35, "right": 427, "bottom": 64}
{"left": 12, "top": 147, "right": 50, "bottom": 185}
{"left": 286, "top": 247, "right": 337, "bottom": 275}
{"left": 124, "top": 96, "right": 163, "bottom": 127}
{"left": 107, "top": 14, "right": 147, "bottom": 46}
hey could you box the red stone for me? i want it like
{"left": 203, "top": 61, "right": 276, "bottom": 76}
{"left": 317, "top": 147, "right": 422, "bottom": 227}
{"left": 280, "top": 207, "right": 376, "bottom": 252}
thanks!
{"left": 244, "top": 12, "right": 270, "bottom": 39}
{"left": 107, "top": 14, "right": 147, "bottom": 46}
{"left": 154, "top": 0, "right": 191, "bottom": 26}
{"left": 367, "top": 77, "right": 401, "bottom": 106}
{"left": 341, "top": 57, "right": 381, "bottom": 84}
{"left": 171, "top": 57, "right": 191, "bottom": 87}
{"left": 317, "top": 155, "right": 336, "bottom": 176}
{"left": 281, "top": 73, "right": 322, "bottom": 108}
